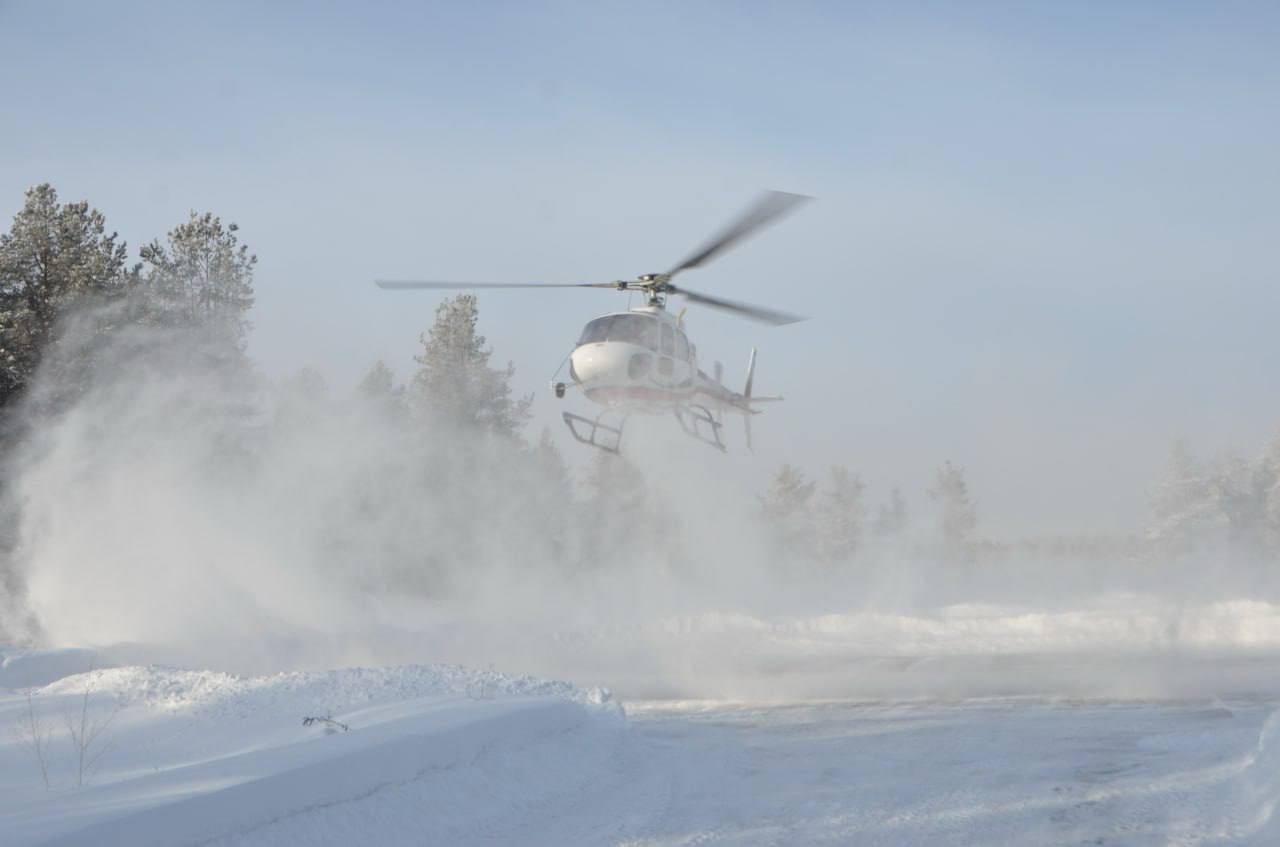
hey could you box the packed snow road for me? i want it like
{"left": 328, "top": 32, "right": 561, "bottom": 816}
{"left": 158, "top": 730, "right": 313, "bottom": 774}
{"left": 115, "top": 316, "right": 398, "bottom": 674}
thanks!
{"left": 191, "top": 696, "right": 1280, "bottom": 846}
{"left": 612, "top": 699, "right": 1280, "bottom": 846}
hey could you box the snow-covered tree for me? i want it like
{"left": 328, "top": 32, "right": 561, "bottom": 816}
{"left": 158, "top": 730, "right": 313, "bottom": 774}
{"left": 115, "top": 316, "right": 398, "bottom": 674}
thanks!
{"left": 929, "top": 461, "right": 977, "bottom": 551}
{"left": 814, "top": 465, "right": 866, "bottom": 563}
{"left": 0, "top": 184, "right": 134, "bottom": 409}
{"left": 137, "top": 211, "right": 256, "bottom": 365}
{"left": 411, "top": 295, "right": 532, "bottom": 438}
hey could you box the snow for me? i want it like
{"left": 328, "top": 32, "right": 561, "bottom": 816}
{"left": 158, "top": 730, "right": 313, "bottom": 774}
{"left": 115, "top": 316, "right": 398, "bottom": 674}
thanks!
{"left": 0, "top": 655, "right": 621, "bottom": 847}
{"left": 193, "top": 697, "right": 1280, "bottom": 845}
{"left": 6, "top": 633, "right": 1280, "bottom": 845}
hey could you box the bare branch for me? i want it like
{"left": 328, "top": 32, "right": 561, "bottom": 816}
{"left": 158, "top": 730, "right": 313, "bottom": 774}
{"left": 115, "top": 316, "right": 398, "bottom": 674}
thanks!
{"left": 14, "top": 692, "right": 53, "bottom": 789}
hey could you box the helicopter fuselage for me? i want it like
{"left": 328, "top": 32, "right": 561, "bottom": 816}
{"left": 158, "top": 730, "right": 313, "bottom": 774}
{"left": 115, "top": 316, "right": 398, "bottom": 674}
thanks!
{"left": 377, "top": 189, "right": 806, "bottom": 453}
{"left": 566, "top": 305, "right": 742, "bottom": 414}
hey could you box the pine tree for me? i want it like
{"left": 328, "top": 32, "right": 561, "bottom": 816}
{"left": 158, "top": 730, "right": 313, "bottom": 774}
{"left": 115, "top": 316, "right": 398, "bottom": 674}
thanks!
{"left": 580, "top": 450, "right": 654, "bottom": 568}
{"left": 1148, "top": 441, "right": 1222, "bottom": 553}
{"left": 356, "top": 359, "right": 404, "bottom": 418}
{"left": 1262, "top": 432, "right": 1280, "bottom": 557}
{"left": 584, "top": 450, "right": 649, "bottom": 517}
{"left": 874, "top": 487, "right": 908, "bottom": 538}
{"left": 814, "top": 465, "right": 866, "bottom": 563}
{"left": 759, "top": 464, "right": 816, "bottom": 556}
{"left": 531, "top": 428, "right": 574, "bottom": 563}
{"left": 358, "top": 359, "right": 395, "bottom": 398}
{"left": 0, "top": 184, "right": 133, "bottom": 409}
{"left": 411, "top": 295, "right": 532, "bottom": 437}
{"left": 534, "top": 428, "right": 573, "bottom": 507}
{"left": 1209, "top": 451, "right": 1271, "bottom": 553}
{"left": 137, "top": 211, "right": 256, "bottom": 365}
{"left": 929, "top": 461, "right": 977, "bottom": 551}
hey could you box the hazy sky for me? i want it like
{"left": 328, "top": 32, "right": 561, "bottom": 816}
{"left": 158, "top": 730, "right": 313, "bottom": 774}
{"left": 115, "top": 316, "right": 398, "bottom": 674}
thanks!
{"left": 2, "top": 1, "right": 1278, "bottom": 535}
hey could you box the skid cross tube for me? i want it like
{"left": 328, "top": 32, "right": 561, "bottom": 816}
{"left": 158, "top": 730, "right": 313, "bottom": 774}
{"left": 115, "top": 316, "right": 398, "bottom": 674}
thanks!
{"left": 562, "top": 411, "right": 626, "bottom": 454}
{"left": 673, "top": 404, "right": 726, "bottom": 452}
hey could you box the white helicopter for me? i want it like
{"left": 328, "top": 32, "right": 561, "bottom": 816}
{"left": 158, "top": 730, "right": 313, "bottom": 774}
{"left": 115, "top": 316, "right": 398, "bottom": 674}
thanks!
{"left": 376, "top": 190, "right": 809, "bottom": 454}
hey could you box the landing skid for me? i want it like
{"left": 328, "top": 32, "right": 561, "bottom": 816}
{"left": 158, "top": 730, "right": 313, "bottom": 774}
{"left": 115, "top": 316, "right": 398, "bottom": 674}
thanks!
{"left": 562, "top": 411, "right": 625, "bottom": 454}
{"left": 673, "top": 404, "right": 726, "bottom": 452}
{"left": 563, "top": 405, "right": 727, "bottom": 454}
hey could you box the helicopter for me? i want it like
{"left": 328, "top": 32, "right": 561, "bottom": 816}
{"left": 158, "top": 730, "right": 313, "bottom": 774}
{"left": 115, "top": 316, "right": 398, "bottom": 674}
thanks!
{"left": 376, "top": 190, "right": 809, "bottom": 454}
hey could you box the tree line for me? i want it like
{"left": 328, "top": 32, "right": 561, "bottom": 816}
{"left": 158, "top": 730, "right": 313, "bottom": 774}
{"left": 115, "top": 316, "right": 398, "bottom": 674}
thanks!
{"left": 756, "top": 460, "right": 977, "bottom": 565}
{"left": 3, "top": 183, "right": 1278, "bottom": 646}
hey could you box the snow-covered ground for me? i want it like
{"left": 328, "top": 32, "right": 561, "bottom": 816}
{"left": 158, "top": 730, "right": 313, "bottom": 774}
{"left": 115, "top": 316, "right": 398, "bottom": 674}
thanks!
{"left": 0, "top": 656, "right": 622, "bottom": 846}
{"left": 6, "top": 608, "right": 1280, "bottom": 846}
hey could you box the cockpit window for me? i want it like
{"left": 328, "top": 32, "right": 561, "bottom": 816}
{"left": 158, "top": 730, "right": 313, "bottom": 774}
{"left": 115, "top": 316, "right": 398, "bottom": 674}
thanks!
{"left": 577, "top": 315, "right": 660, "bottom": 349}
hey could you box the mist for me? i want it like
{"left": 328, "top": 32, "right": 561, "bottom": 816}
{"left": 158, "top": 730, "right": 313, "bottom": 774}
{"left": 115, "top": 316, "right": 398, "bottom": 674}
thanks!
{"left": 5, "top": 299, "right": 1280, "bottom": 703}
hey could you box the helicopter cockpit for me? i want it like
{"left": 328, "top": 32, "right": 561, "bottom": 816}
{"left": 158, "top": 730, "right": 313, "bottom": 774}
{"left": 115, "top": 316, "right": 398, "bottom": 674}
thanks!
{"left": 577, "top": 314, "right": 692, "bottom": 360}
{"left": 577, "top": 314, "right": 659, "bottom": 348}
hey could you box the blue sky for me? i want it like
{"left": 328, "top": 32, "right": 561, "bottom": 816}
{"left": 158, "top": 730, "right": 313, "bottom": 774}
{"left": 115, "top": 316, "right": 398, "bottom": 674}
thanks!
{"left": 3, "top": 1, "right": 1279, "bottom": 534}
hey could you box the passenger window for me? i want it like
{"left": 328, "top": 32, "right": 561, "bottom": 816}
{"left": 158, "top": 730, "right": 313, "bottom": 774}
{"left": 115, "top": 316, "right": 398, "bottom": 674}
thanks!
{"left": 660, "top": 325, "right": 674, "bottom": 356}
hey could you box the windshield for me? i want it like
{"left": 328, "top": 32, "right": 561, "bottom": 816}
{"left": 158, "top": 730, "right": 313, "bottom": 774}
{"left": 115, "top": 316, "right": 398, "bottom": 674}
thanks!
{"left": 577, "top": 315, "right": 660, "bottom": 349}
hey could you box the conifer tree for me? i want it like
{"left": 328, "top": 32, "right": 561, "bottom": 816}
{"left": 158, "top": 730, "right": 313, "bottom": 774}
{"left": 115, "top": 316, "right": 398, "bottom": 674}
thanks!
{"left": 137, "top": 211, "right": 256, "bottom": 366}
{"left": 0, "top": 184, "right": 133, "bottom": 409}
{"left": 759, "top": 464, "right": 816, "bottom": 556}
{"left": 580, "top": 450, "right": 659, "bottom": 568}
{"left": 1262, "top": 432, "right": 1280, "bottom": 557}
{"left": 535, "top": 428, "right": 574, "bottom": 507}
{"left": 411, "top": 295, "right": 531, "bottom": 437}
{"left": 357, "top": 359, "right": 404, "bottom": 418}
{"left": 530, "top": 428, "right": 575, "bottom": 563}
{"left": 874, "top": 487, "right": 908, "bottom": 538}
{"left": 814, "top": 465, "right": 866, "bottom": 563}
{"left": 929, "top": 461, "right": 977, "bottom": 551}
{"left": 1148, "top": 441, "right": 1221, "bottom": 553}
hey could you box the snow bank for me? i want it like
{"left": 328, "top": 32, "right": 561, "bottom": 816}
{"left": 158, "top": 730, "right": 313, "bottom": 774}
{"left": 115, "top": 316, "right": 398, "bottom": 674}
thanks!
{"left": 638, "top": 599, "right": 1280, "bottom": 656}
{"left": 528, "top": 599, "right": 1280, "bottom": 700}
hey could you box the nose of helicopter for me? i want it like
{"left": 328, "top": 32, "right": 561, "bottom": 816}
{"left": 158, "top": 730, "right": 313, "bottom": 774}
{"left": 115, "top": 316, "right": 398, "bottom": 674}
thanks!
{"left": 569, "top": 343, "right": 628, "bottom": 385}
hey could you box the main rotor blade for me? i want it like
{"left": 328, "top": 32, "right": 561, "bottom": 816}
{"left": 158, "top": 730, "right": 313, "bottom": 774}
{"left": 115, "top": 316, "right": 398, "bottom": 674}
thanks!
{"left": 375, "top": 280, "right": 618, "bottom": 290}
{"left": 667, "top": 190, "right": 810, "bottom": 277}
{"left": 670, "top": 285, "right": 806, "bottom": 326}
